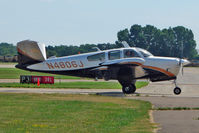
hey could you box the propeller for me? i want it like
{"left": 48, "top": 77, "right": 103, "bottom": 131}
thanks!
{"left": 182, "top": 61, "right": 184, "bottom": 75}
{"left": 179, "top": 41, "right": 184, "bottom": 75}
{"left": 180, "top": 41, "right": 184, "bottom": 75}
{"left": 178, "top": 42, "right": 190, "bottom": 75}
{"left": 178, "top": 58, "right": 190, "bottom": 75}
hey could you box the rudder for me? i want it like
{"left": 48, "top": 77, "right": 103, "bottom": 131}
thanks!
{"left": 16, "top": 40, "right": 46, "bottom": 66}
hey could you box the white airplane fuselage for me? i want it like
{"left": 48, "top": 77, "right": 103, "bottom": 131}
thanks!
{"left": 24, "top": 48, "right": 183, "bottom": 81}
{"left": 16, "top": 40, "right": 190, "bottom": 94}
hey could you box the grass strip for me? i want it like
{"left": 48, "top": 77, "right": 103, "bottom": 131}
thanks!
{"left": 0, "top": 81, "right": 148, "bottom": 89}
{"left": 0, "top": 93, "right": 155, "bottom": 133}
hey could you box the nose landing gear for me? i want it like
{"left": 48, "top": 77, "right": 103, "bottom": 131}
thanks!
{"left": 174, "top": 87, "right": 181, "bottom": 95}
{"left": 173, "top": 80, "right": 181, "bottom": 95}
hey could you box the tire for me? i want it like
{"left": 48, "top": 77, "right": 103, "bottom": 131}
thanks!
{"left": 122, "top": 84, "right": 136, "bottom": 94}
{"left": 174, "top": 87, "right": 181, "bottom": 95}
{"left": 104, "top": 71, "right": 110, "bottom": 81}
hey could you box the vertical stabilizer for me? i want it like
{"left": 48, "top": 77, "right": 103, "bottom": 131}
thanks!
{"left": 16, "top": 40, "right": 46, "bottom": 66}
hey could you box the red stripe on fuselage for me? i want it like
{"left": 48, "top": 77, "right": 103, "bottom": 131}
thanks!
{"left": 143, "top": 65, "right": 175, "bottom": 77}
{"left": 120, "top": 61, "right": 175, "bottom": 77}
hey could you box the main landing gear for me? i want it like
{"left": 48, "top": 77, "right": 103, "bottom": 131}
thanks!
{"left": 173, "top": 80, "right": 181, "bottom": 95}
{"left": 117, "top": 67, "right": 136, "bottom": 94}
{"left": 122, "top": 83, "right": 136, "bottom": 94}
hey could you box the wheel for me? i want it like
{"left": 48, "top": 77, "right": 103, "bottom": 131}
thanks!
{"left": 122, "top": 84, "right": 136, "bottom": 94}
{"left": 104, "top": 71, "right": 110, "bottom": 81}
{"left": 174, "top": 87, "right": 181, "bottom": 95}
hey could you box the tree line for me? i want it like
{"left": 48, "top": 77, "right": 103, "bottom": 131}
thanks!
{"left": 0, "top": 43, "right": 17, "bottom": 56}
{"left": 117, "top": 25, "right": 198, "bottom": 59}
{"left": 0, "top": 25, "right": 198, "bottom": 59}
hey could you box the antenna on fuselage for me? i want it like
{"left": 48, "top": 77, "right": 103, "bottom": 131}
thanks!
{"left": 121, "top": 41, "right": 130, "bottom": 48}
{"left": 92, "top": 47, "right": 101, "bottom": 51}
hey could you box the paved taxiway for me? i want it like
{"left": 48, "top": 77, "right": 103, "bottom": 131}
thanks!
{"left": 0, "top": 64, "right": 15, "bottom": 68}
{"left": 0, "top": 66, "right": 199, "bottom": 133}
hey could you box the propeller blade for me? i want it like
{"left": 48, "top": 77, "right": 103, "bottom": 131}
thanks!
{"left": 179, "top": 59, "right": 190, "bottom": 75}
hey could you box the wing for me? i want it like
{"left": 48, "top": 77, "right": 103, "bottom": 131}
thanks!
{"left": 99, "top": 58, "right": 146, "bottom": 79}
{"left": 100, "top": 58, "right": 145, "bottom": 66}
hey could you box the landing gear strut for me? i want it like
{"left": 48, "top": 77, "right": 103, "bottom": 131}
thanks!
{"left": 122, "top": 83, "right": 136, "bottom": 94}
{"left": 173, "top": 80, "right": 181, "bottom": 95}
{"left": 117, "top": 66, "right": 136, "bottom": 94}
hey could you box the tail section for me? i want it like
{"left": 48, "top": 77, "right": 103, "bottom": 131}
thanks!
{"left": 16, "top": 40, "right": 46, "bottom": 68}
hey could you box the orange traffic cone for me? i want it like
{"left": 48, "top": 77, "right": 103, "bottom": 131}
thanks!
{"left": 37, "top": 78, "right": 40, "bottom": 86}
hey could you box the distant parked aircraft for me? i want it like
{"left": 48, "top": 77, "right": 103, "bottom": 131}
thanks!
{"left": 16, "top": 40, "right": 189, "bottom": 95}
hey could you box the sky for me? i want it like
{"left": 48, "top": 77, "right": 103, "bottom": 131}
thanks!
{"left": 0, "top": 0, "right": 199, "bottom": 48}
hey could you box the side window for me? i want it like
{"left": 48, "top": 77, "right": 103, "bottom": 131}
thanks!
{"left": 108, "top": 50, "right": 121, "bottom": 60}
{"left": 124, "top": 49, "right": 140, "bottom": 58}
{"left": 87, "top": 52, "right": 105, "bottom": 61}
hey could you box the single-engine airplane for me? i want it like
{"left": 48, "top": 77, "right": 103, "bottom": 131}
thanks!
{"left": 16, "top": 40, "right": 190, "bottom": 95}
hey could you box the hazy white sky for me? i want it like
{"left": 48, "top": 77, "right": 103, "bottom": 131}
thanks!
{"left": 0, "top": 0, "right": 199, "bottom": 48}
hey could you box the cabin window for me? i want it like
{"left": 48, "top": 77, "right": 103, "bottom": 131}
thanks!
{"left": 87, "top": 52, "right": 105, "bottom": 61}
{"left": 108, "top": 50, "right": 121, "bottom": 60}
{"left": 124, "top": 49, "right": 140, "bottom": 58}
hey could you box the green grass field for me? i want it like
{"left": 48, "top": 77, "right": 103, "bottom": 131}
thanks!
{"left": 0, "top": 81, "right": 148, "bottom": 89}
{"left": 0, "top": 93, "right": 155, "bottom": 133}
{"left": 0, "top": 68, "right": 81, "bottom": 79}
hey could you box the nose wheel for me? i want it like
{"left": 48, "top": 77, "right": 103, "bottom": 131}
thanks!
{"left": 173, "top": 80, "right": 181, "bottom": 95}
{"left": 174, "top": 87, "right": 181, "bottom": 95}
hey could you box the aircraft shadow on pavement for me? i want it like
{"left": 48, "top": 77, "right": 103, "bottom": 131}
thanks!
{"left": 96, "top": 91, "right": 172, "bottom": 97}
{"left": 96, "top": 92, "right": 125, "bottom": 97}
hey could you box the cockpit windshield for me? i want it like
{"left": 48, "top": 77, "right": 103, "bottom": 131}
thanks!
{"left": 136, "top": 48, "right": 153, "bottom": 57}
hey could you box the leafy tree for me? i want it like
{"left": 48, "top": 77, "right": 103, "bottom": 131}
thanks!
{"left": 46, "top": 46, "right": 57, "bottom": 57}
{"left": 116, "top": 24, "right": 198, "bottom": 59}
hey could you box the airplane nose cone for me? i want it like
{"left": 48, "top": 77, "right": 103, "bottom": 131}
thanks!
{"left": 180, "top": 59, "right": 190, "bottom": 66}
